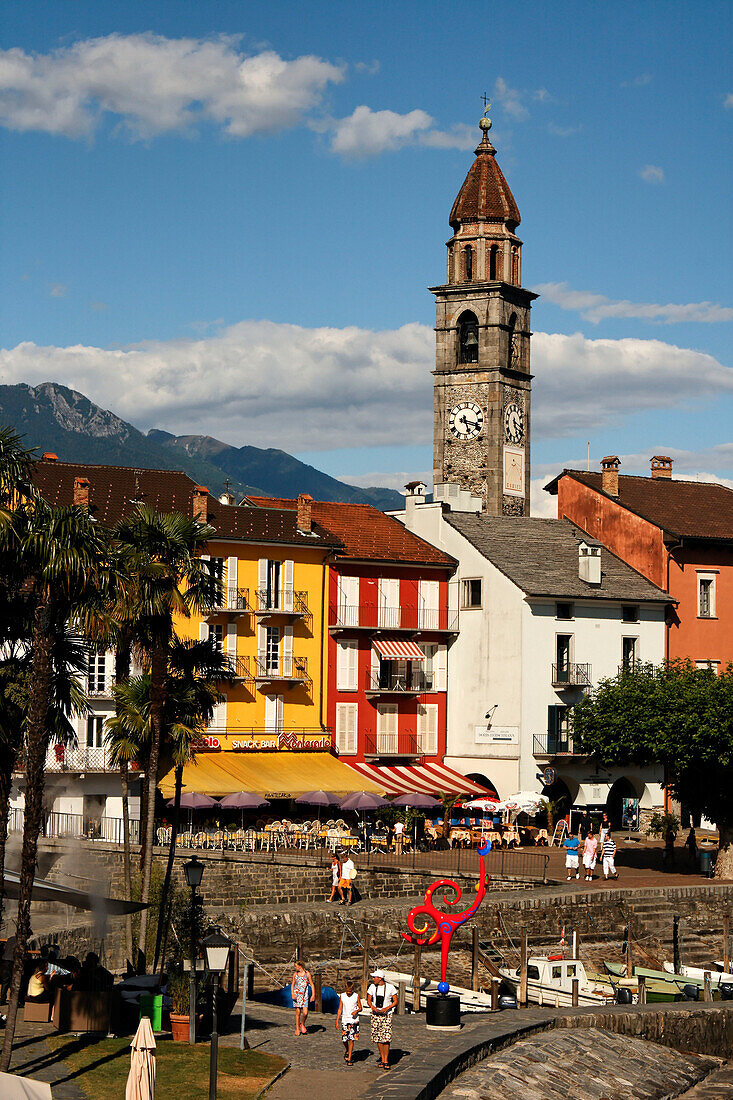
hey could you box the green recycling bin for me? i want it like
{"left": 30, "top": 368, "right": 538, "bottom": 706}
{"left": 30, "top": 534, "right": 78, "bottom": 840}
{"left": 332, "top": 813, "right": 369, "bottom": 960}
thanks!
{"left": 699, "top": 850, "right": 715, "bottom": 878}
{"left": 139, "top": 993, "right": 163, "bottom": 1032}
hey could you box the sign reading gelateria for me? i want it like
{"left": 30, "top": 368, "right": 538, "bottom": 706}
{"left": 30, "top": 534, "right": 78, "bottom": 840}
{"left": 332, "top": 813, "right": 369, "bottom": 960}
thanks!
{"left": 200, "top": 732, "right": 332, "bottom": 752}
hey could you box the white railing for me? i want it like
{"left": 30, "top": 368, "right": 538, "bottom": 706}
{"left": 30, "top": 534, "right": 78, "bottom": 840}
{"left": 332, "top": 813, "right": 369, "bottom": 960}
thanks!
{"left": 45, "top": 745, "right": 115, "bottom": 772}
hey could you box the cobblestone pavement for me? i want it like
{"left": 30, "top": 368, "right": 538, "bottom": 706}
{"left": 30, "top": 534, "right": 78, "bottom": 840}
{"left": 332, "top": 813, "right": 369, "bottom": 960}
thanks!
{"left": 440, "top": 1028, "right": 720, "bottom": 1100}
{"left": 4, "top": 1016, "right": 88, "bottom": 1099}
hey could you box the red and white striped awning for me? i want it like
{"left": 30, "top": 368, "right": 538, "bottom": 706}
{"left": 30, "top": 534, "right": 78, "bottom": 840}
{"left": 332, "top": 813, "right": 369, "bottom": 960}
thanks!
{"left": 345, "top": 761, "right": 491, "bottom": 797}
{"left": 372, "top": 637, "right": 425, "bottom": 661}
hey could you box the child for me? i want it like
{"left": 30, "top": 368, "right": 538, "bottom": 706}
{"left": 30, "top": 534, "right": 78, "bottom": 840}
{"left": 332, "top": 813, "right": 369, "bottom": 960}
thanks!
{"left": 335, "top": 978, "right": 362, "bottom": 1065}
{"left": 582, "top": 828, "right": 598, "bottom": 882}
{"left": 601, "top": 832, "right": 618, "bottom": 879}
{"left": 564, "top": 828, "right": 580, "bottom": 880}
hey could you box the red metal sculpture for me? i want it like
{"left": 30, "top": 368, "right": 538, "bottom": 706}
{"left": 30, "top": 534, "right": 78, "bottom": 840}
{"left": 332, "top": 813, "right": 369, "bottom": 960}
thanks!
{"left": 402, "top": 840, "right": 491, "bottom": 994}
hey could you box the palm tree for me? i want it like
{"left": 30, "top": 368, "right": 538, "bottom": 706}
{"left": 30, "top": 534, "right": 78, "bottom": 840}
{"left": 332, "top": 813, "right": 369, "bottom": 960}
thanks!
{"left": 0, "top": 500, "right": 111, "bottom": 1071}
{"left": 113, "top": 507, "right": 219, "bottom": 970}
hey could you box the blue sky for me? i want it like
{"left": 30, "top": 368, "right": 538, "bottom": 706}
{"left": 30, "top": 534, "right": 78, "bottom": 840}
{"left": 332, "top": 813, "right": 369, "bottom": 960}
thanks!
{"left": 0, "top": 0, "right": 731, "bottom": 509}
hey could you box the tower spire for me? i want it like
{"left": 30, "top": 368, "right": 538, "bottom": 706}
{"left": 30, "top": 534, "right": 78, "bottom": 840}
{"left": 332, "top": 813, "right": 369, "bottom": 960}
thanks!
{"left": 478, "top": 95, "right": 496, "bottom": 153}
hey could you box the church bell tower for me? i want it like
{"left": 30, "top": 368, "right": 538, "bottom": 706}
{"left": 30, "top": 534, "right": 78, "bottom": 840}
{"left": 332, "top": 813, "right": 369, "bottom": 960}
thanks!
{"left": 432, "top": 106, "right": 537, "bottom": 515}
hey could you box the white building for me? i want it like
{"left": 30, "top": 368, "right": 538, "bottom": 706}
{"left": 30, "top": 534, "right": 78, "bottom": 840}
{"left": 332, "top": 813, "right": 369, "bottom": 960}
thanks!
{"left": 393, "top": 487, "right": 673, "bottom": 827}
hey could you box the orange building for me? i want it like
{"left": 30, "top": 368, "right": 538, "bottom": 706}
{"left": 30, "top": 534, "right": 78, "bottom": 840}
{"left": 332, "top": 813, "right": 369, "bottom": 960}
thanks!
{"left": 545, "top": 456, "right": 733, "bottom": 667}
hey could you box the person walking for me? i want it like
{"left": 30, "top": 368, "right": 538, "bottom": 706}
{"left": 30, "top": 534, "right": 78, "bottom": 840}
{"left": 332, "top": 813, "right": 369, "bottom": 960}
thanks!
{"left": 599, "top": 813, "right": 611, "bottom": 844}
{"left": 290, "top": 960, "right": 314, "bottom": 1036}
{"left": 601, "top": 832, "right": 618, "bottom": 880}
{"left": 582, "top": 828, "right": 598, "bottom": 881}
{"left": 328, "top": 854, "right": 343, "bottom": 903}
{"left": 340, "top": 853, "right": 356, "bottom": 905}
{"left": 335, "top": 978, "right": 362, "bottom": 1066}
{"left": 393, "top": 819, "right": 405, "bottom": 856}
{"left": 366, "top": 968, "right": 398, "bottom": 1070}
{"left": 685, "top": 825, "right": 698, "bottom": 868}
{"left": 564, "top": 829, "right": 580, "bottom": 880}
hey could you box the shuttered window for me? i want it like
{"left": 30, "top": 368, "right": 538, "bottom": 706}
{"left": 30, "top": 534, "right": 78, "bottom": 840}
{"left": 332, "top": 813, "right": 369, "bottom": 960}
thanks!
{"left": 418, "top": 703, "right": 439, "bottom": 756}
{"left": 337, "top": 639, "right": 359, "bottom": 691}
{"left": 336, "top": 703, "right": 358, "bottom": 755}
{"left": 376, "top": 704, "right": 398, "bottom": 754}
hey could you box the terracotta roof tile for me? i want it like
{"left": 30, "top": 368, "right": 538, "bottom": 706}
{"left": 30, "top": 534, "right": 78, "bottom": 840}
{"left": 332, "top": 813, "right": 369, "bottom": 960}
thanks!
{"left": 33, "top": 460, "right": 340, "bottom": 549}
{"left": 246, "top": 496, "right": 455, "bottom": 567}
{"left": 450, "top": 144, "right": 520, "bottom": 229}
{"left": 548, "top": 470, "right": 733, "bottom": 541}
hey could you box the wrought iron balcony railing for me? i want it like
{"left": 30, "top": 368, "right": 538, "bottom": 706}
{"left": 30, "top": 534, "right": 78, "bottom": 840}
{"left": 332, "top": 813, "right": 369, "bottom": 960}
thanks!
{"left": 254, "top": 589, "right": 310, "bottom": 619}
{"left": 533, "top": 732, "right": 579, "bottom": 757}
{"left": 364, "top": 668, "right": 433, "bottom": 694}
{"left": 209, "top": 587, "right": 253, "bottom": 613}
{"left": 551, "top": 662, "right": 592, "bottom": 688}
{"left": 252, "top": 655, "right": 311, "bottom": 688}
{"left": 364, "top": 732, "right": 423, "bottom": 758}
{"left": 86, "top": 678, "right": 115, "bottom": 698}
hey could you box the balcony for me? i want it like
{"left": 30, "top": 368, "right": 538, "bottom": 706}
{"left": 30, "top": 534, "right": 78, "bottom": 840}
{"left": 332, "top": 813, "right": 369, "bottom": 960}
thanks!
{"left": 208, "top": 587, "right": 253, "bottom": 615}
{"left": 220, "top": 655, "right": 255, "bottom": 684}
{"left": 330, "top": 605, "right": 459, "bottom": 633}
{"left": 364, "top": 732, "right": 423, "bottom": 759}
{"left": 364, "top": 668, "right": 433, "bottom": 695}
{"left": 254, "top": 589, "right": 311, "bottom": 625}
{"left": 45, "top": 744, "right": 117, "bottom": 772}
{"left": 533, "top": 732, "right": 583, "bottom": 758}
{"left": 86, "top": 678, "right": 115, "bottom": 699}
{"left": 551, "top": 662, "right": 592, "bottom": 688}
{"left": 252, "top": 655, "right": 312, "bottom": 690}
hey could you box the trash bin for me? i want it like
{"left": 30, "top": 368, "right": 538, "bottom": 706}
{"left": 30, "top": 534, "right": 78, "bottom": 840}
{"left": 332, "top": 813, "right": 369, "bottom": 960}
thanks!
{"left": 699, "top": 850, "right": 715, "bottom": 878}
{"left": 139, "top": 993, "right": 163, "bottom": 1032}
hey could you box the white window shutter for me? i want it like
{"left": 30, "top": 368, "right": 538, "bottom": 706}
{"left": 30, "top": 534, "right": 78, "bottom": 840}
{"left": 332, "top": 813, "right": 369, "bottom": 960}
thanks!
{"left": 199, "top": 622, "right": 208, "bottom": 642}
{"left": 336, "top": 703, "right": 357, "bottom": 754}
{"left": 346, "top": 703, "right": 357, "bottom": 753}
{"left": 337, "top": 641, "right": 348, "bottom": 691}
{"left": 283, "top": 559, "right": 294, "bottom": 610}
{"left": 210, "top": 699, "right": 226, "bottom": 731}
{"left": 226, "top": 622, "right": 237, "bottom": 657}
{"left": 371, "top": 645, "right": 379, "bottom": 688}
{"left": 419, "top": 704, "right": 438, "bottom": 755}
{"left": 257, "top": 623, "right": 267, "bottom": 662}
{"left": 435, "top": 645, "right": 447, "bottom": 692}
{"left": 227, "top": 556, "right": 237, "bottom": 606}
{"left": 201, "top": 553, "right": 210, "bottom": 563}
{"left": 283, "top": 624, "right": 293, "bottom": 676}
{"left": 348, "top": 639, "right": 358, "bottom": 690}
{"left": 420, "top": 579, "right": 439, "bottom": 630}
{"left": 258, "top": 558, "right": 267, "bottom": 607}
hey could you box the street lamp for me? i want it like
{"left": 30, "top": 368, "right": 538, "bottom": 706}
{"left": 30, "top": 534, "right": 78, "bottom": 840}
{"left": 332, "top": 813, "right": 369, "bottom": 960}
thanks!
{"left": 183, "top": 856, "right": 205, "bottom": 1045}
{"left": 202, "top": 927, "right": 232, "bottom": 1100}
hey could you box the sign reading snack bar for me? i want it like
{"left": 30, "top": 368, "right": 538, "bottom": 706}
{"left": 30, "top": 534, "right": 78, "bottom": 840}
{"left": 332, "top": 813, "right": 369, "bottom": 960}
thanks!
{"left": 200, "top": 732, "right": 332, "bottom": 752}
{"left": 503, "top": 446, "right": 525, "bottom": 497}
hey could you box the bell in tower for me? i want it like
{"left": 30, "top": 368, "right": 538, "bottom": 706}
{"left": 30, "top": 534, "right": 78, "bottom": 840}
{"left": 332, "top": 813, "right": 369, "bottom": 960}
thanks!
{"left": 431, "top": 103, "right": 538, "bottom": 516}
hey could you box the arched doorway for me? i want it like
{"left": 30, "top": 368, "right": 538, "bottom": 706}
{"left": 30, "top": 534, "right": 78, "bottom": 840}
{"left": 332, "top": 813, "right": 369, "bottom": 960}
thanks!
{"left": 607, "top": 777, "right": 636, "bottom": 830}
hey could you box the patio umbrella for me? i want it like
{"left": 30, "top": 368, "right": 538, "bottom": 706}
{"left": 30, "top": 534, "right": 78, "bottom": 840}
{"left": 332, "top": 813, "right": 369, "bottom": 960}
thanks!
{"left": 166, "top": 791, "right": 219, "bottom": 831}
{"left": 462, "top": 797, "right": 501, "bottom": 813}
{"left": 125, "top": 1015, "right": 156, "bottom": 1100}
{"left": 340, "top": 791, "right": 389, "bottom": 812}
{"left": 219, "top": 791, "right": 270, "bottom": 828}
{"left": 295, "top": 790, "right": 342, "bottom": 808}
{"left": 391, "top": 792, "right": 442, "bottom": 847}
{"left": 0, "top": 1072, "right": 52, "bottom": 1099}
{"left": 494, "top": 792, "right": 549, "bottom": 816}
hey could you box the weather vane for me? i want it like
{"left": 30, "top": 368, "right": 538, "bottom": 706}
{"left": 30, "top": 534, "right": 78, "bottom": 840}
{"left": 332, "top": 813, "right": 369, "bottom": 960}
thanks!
{"left": 480, "top": 94, "right": 492, "bottom": 133}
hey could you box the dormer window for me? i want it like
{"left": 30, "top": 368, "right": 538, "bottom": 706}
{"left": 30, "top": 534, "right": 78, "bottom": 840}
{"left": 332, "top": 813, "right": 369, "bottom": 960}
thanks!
{"left": 458, "top": 311, "right": 479, "bottom": 364}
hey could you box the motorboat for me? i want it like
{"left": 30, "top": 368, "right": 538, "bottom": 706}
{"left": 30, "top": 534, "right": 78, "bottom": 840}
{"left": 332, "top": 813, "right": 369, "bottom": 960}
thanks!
{"left": 589, "top": 965, "right": 681, "bottom": 1003}
{"left": 662, "top": 961, "right": 733, "bottom": 993}
{"left": 382, "top": 968, "right": 493, "bottom": 1013}
{"left": 606, "top": 960, "right": 724, "bottom": 999}
{"left": 498, "top": 955, "right": 618, "bottom": 1007}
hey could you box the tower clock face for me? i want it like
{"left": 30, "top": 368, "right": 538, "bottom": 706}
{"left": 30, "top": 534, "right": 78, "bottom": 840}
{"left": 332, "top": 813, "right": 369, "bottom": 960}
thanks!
{"left": 449, "top": 401, "right": 484, "bottom": 440}
{"left": 504, "top": 402, "right": 524, "bottom": 444}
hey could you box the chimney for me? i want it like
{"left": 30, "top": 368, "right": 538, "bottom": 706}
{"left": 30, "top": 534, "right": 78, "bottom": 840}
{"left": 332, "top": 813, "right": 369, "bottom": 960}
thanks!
{"left": 579, "top": 540, "right": 602, "bottom": 585}
{"left": 601, "top": 455, "right": 620, "bottom": 497}
{"left": 404, "top": 481, "right": 427, "bottom": 522}
{"left": 192, "top": 486, "right": 208, "bottom": 523}
{"left": 651, "top": 455, "right": 673, "bottom": 480}
{"left": 297, "top": 493, "right": 313, "bottom": 534}
{"left": 42, "top": 452, "right": 58, "bottom": 462}
{"left": 73, "top": 476, "right": 90, "bottom": 508}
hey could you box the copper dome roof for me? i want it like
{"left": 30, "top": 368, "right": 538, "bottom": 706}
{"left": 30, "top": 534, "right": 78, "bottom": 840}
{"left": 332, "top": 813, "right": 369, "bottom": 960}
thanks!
{"left": 449, "top": 132, "right": 521, "bottom": 231}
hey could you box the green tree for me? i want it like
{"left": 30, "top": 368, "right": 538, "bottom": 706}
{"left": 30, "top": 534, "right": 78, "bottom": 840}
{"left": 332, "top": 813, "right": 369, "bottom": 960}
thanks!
{"left": 572, "top": 660, "right": 733, "bottom": 879}
{"left": 0, "top": 500, "right": 111, "bottom": 1071}
{"left": 112, "top": 507, "right": 219, "bottom": 971}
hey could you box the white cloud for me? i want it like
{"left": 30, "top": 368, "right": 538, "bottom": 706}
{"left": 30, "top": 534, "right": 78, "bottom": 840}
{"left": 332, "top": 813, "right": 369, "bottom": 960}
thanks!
{"left": 640, "top": 164, "right": 665, "bottom": 184}
{"left": 48, "top": 283, "right": 67, "bottom": 298}
{"left": 548, "top": 122, "right": 581, "bottom": 138}
{"left": 0, "top": 34, "right": 344, "bottom": 139}
{"left": 326, "top": 106, "right": 474, "bottom": 157}
{"left": 621, "top": 74, "right": 653, "bottom": 88}
{"left": 530, "top": 477, "right": 558, "bottom": 518}
{"left": 493, "top": 77, "right": 529, "bottom": 121}
{"left": 724, "top": 93, "right": 733, "bottom": 109}
{"left": 1, "top": 322, "right": 731, "bottom": 453}
{"left": 534, "top": 281, "right": 733, "bottom": 324}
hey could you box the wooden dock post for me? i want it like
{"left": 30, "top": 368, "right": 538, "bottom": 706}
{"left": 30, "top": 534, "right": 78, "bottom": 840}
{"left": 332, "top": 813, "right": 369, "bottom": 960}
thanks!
{"left": 703, "top": 972, "right": 712, "bottom": 1002}
{"left": 472, "top": 927, "right": 480, "bottom": 992}
{"left": 490, "top": 977, "right": 500, "bottom": 1011}
{"left": 673, "top": 915, "right": 680, "bottom": 974}
{"left": 724, "top": 913, "right": 730, "bottom": 974}
{"left": 519, "top": 926, "right": 528, "bottom": 1008}
{"left": 625, "top": 924, "right": 633, "bottom": 979}
{"left": 572, "top": 930, "right": 579, "bottom": 959}
{"left": 571, "top": 978, "right": 579, "bottom": 1006}
{"left": 638, "top": 974, "right": 646, "bottom": 1004}
{"left": 397, "top": 981, "right": 406, "bottom": 1015}
{"left": 361, "top": 933, "right": 371, "bottom": 999}
{"left": 413, "top": 945, "right": 422, "bottom": 1012}
{"left": 314, "top": 970, "right": 323, "bottom": 1013}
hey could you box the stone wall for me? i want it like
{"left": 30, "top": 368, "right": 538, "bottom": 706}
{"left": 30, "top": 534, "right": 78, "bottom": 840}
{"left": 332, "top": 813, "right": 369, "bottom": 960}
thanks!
{"left": 558, "top": 1002, "right": 733, "bottom": 1060}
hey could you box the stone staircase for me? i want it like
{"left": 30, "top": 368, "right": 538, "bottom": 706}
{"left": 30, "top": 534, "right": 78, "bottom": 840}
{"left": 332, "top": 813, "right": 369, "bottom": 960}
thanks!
{"left": 628, "top": 896, "right": 721, "bottom": 970}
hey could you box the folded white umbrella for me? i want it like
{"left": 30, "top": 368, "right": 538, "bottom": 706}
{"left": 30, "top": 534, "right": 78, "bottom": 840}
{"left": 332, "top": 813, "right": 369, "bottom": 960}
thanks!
{"left": 125, "top": 1016, "right": 156, "bottom": 1100}
{"left": 494, "top": 792, "right": 549, "bottom": 814}
{"left": 0, "top": 1072, "right": 52, "bottom": 1099}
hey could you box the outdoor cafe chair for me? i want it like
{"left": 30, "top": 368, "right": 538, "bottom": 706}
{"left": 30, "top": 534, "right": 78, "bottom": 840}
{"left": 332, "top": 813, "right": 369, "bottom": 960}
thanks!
{"left": 177, "top": 830, "right": 192, "bottom": 848}
{"left": 193, "top": 831, "right": 208, "bottom": 849}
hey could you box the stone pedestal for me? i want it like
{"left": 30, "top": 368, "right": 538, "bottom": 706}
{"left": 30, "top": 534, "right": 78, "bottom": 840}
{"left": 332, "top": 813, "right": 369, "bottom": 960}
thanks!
{"left": 425, "top": 992, "right": 461, "bottom": 1031}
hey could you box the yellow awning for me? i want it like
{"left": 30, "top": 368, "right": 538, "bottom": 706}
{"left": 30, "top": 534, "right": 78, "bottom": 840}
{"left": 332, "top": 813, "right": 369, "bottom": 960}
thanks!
{"left": 159, "top": 751, "right": 383, "bottom": 799}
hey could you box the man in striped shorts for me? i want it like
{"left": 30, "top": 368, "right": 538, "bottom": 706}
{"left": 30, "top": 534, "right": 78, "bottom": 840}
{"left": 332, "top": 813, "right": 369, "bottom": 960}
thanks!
{"left": 601, "top": 832, "right": 618, "bottom": 880}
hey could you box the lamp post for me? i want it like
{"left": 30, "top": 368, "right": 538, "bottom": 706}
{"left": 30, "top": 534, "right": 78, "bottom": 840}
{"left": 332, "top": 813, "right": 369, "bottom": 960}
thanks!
{"left": 202, "top": 928, "right": 232, "bottom": 1100}
{"left": 183, "top": 856, "right": 204, "bottom": 1046}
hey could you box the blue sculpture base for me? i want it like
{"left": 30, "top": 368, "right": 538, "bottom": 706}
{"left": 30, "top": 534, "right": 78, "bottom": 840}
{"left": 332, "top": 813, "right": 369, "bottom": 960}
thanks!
{"left": 425, "top": 992, "right": 461, "bottom": 1031}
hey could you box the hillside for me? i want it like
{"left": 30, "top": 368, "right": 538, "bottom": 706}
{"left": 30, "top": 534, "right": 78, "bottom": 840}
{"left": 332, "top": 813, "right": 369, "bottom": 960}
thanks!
{"left": 0, "top": 382, "right": 402, "bottom": 510}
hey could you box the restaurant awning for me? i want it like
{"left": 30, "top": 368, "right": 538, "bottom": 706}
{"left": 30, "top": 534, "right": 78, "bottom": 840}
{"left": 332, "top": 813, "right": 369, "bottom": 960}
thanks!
{"left": 159, "top": 752, "right": 384, "bottom": 799}
{"left": 2, "top": 870, "right": 147, "bottom": 915}
{"left": 344, "top": 761, "right": 491, "bottom": 797}
{"left": 372, "top": 637, "right": 425, "bottom": 661}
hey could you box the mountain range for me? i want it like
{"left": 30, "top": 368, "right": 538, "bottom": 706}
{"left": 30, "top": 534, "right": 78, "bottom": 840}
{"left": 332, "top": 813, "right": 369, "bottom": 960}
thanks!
{"left": 0, "top": 382, "right": 403, "bottom": 510}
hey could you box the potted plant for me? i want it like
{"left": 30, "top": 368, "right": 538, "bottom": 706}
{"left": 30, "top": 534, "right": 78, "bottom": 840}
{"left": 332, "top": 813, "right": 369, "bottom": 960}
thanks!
{"left": 168, "top": 972, "right": 191, "bottom": 1042}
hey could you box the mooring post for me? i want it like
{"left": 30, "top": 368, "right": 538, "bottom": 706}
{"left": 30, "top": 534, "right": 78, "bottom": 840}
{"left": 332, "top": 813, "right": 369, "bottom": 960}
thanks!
{"left": 519, "top": 926, "right": 528, "bottom": 1008}
{"left": 413, "top": 945, "right": 422, "bottom": 1012}
{"left": 625, "top": 924, "right": 633, "bottom": 979}
{"left": 673, "top": 914, "right": 680, "bottom": 974}
{"left": 397, "top": 981, "right": 406, "bottom": 1016}
{"left": 571, "top": 977, "right": 579, "bottom": 1007}
{"left": 724, "top": 913, "right": 730, "bottom": 974}
{"left": 314, "top": 970, "right": 323, "bottom": 1013}
{"left": 572, "top": 929, "right": 579, "bottom": 959}
{"left": 472, "top": 926, "right": 480, "bottom": 992}
{"left": 361, "top": 933, "right": 371, "bottom": 999}
{"left": 703, "top": 972, "right": 712, "bottom": 1002}
{"left": 490, "top": 977, "right": 499, "bottom": 1011}
{"left": 240, "top": 963, "right": 249, "bottom": 1050}
{"left": 247, "top": 958, "right": 254, "bottom": 1001}
{"left": 638, "top": 974, "right": 646, "bottom": 1004}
